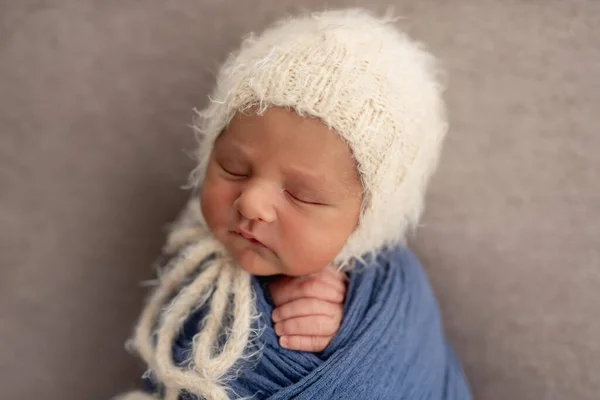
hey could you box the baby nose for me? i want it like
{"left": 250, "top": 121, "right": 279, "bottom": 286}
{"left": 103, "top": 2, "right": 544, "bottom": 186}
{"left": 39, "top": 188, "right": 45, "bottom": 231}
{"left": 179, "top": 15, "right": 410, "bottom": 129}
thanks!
{"left": 234, "top": 181, "right": 277, "bottom": 223}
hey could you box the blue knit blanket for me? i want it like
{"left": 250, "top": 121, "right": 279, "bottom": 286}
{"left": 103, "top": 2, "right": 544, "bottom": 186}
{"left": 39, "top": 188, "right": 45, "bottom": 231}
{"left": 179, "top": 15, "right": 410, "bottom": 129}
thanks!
{"left": 148, "top": 247, "right": 471, "bottom": 399}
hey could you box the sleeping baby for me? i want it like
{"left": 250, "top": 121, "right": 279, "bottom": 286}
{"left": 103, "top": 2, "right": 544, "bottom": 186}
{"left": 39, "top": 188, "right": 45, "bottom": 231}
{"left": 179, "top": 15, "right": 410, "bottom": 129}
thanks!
{"left": 117, "top": 8, "right": 471, "bottom": 400}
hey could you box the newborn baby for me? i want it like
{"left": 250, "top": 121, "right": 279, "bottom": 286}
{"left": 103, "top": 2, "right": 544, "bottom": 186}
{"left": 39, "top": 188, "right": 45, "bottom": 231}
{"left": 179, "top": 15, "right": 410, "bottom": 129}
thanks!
{"left": 202, "top": 107, "right": 359, "bottom": 351}
{"left": 117, "top": 8, "right": 471, "bottom": 400}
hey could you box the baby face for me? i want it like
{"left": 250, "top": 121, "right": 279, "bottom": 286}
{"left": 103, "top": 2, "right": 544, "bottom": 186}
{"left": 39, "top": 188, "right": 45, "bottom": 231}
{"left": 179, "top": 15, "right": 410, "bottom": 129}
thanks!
{"left": 201, "top": 107, "right": 362, "bottom": 276}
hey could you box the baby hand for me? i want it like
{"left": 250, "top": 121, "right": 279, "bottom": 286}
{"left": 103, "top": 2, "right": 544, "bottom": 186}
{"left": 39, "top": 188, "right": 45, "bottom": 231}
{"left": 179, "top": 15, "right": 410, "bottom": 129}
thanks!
{"left": 268, "top": 264, "right": 347, "bottom": 352}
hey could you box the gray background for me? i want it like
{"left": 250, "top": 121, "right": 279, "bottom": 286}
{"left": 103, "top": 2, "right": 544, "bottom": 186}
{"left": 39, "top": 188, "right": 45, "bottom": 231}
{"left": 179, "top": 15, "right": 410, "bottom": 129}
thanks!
{"left": 1, "top": 1, "right": 599, "bottom": 399}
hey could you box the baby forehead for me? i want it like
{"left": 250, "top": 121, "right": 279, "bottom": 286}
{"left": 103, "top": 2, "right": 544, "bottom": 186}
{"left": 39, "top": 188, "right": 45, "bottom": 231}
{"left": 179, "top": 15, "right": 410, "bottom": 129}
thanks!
{"left": 217, "top": 108, "right": 359, "bottom": 173}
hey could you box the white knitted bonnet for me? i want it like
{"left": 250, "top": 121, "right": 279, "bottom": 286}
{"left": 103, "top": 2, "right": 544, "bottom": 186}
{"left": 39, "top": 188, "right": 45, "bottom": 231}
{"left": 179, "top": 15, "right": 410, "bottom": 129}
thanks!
{"left": 191, "top": 8, "right": 447, "bottom": 264}
{"left": 120, "top": 9, "right": 448, "bottom": 400}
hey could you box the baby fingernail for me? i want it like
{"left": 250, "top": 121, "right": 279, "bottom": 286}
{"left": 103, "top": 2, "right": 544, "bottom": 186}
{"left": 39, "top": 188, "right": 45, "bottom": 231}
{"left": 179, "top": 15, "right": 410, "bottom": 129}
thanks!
{"left": 280, "top": 336, "right": 289, "bottom": 348}
{"left": 275, "top": 323, "right": 283, "bottom": 335}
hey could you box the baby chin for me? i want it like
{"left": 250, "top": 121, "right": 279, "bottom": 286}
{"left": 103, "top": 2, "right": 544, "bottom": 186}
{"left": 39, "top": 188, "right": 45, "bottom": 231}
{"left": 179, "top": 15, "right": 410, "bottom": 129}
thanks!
{"left": 226, "top": 234, "right": 283, "bottom": 276}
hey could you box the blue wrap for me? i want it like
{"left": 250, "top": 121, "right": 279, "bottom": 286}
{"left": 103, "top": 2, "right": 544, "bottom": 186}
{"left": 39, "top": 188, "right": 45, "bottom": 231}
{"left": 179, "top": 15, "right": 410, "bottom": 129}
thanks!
{"left": 151, "top": 247, "right": 471, "bottom": 399}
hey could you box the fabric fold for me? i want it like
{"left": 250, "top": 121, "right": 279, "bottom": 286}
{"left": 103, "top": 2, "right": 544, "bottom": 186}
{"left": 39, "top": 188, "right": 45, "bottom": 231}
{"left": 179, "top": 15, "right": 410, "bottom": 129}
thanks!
{"left": 149, "top": 247, "right": 471, "bottom": 400}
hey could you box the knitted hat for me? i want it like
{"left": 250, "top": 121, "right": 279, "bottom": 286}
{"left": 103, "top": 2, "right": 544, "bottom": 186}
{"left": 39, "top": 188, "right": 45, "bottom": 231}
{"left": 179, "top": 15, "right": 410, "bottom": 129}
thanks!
{"left": 120, "top": 9, "right": 448, "bottom": 400}
{"left": 191, "top": 8, "right": 447, "bottom": 264}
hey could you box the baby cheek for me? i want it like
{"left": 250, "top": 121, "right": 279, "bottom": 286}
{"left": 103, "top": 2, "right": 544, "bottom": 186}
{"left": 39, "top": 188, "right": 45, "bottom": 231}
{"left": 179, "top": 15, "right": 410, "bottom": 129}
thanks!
{"left": 280, "top": 217, "right": 344, "bottom": 275}
{"left": 202, "top": 179, "right": 235, "bottom": 230}
{"left": 305, "top": 214, "right": 357, "bottom": 264}
{"left": 311, "top": 226, "right": 347, "bottom": 260}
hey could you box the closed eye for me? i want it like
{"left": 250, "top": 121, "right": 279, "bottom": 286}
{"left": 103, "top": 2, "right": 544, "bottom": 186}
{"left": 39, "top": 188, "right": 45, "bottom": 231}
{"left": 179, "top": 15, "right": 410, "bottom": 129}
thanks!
{"left": 285, "top": 190, "right": 326, "bottom": 206}
{"left": 219, "top": 163, "right": 248, "bottom": 178}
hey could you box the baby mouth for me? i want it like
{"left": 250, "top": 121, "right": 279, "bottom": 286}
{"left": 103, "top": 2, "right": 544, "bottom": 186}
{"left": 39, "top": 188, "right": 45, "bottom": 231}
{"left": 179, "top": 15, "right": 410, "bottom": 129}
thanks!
{"left": 234, "top": 230, "right": 267, "bottom": 248}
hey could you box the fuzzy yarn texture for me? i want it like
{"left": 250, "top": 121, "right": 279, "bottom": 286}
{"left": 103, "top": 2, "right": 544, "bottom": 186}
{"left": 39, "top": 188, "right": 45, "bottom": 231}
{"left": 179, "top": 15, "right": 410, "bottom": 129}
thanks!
{"left": 190, "top": 8, "right": 447, "bottom": 265}
{"left": 124, "top": 200, "right": 255, "bottom": 400}
{"left": 119, "top": 8, "right": 451, "bottom": 400}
